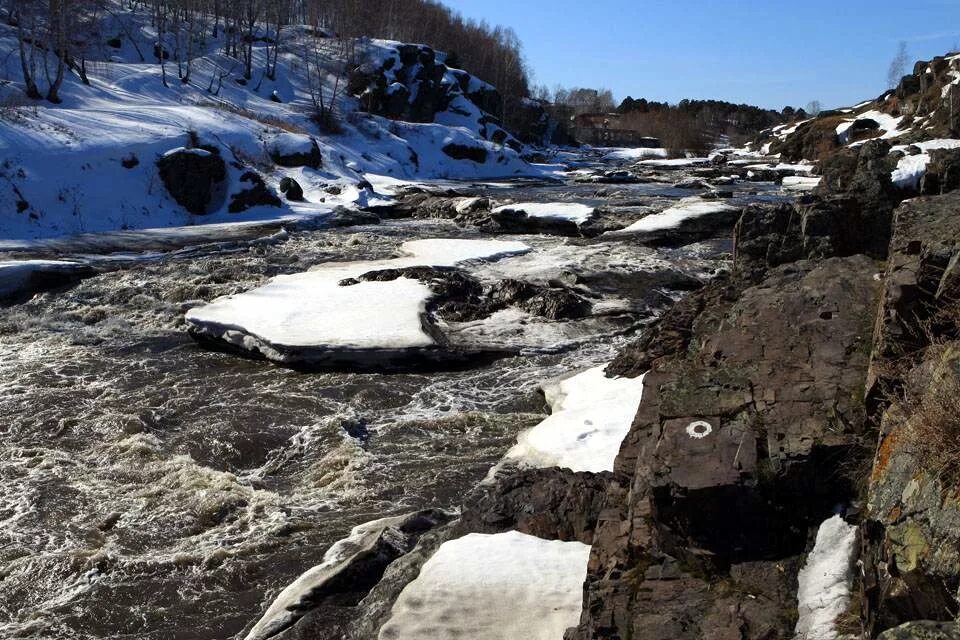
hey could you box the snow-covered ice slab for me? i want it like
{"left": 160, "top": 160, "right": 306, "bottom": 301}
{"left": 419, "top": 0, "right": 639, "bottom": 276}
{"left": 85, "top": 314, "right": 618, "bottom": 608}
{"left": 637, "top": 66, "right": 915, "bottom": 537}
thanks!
{"left": 502, "top": 366, "right": 645, "bottom": 473}
{"left": 637, "top": 157, "right": 710, "bottom": 168}
{"left": 794, "top": 515, "right": 858, "bottom": 640}
{"left": 601, "top": 147, "right": 668, "bottom": 162}
{"left": 609, "top": 198, "right": 738, "bottom": 235}
{"left": 185, "top": 239, "right": 530, "bottom": 368}
{"left": 492, "top": 202, "right": 596, "bottom": 225}
{"left": 378, "top": 531, "right": 590, "bottom": 640}
{"left": 782, "top": 176, "right": 822, "bottom": 191}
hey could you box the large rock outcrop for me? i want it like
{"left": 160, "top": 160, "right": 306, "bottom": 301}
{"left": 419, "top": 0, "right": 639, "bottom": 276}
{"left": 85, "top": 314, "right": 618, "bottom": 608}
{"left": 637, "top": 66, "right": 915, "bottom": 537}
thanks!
{"left": 569, "top": 254, "right": 879, "bottom": 640}
{"left": 156, "top": 147, "right": 227, "bottom": 215}
{"left": 861, "top": 192, "right": 960, "bottom": 635}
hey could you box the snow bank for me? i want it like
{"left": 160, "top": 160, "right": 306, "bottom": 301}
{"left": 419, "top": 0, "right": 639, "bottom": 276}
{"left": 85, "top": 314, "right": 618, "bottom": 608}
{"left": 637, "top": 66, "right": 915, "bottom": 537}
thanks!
{"left": 379, "top": 531, "right": 590, "bottom": 640}
{"left": 492, "top": 202, "right": 596, "bottom": 225}
{"left": 890, "top": 139, "right": 960, "bottom": 189}
{"left": 601, "top": 147, "right": 669, "bottom": 162}
{"left": 638, "top": 157, "right": 711, "bottom": 168}
{"left": 794, "top": 515, "right": 858, "bottom": 640}
{"left": 836, "top": 110, "right": 904, "bottom": 144}
{"left": 610, "top": 198, "right": 737, "bottom": 235}
{"left": 503, "top": 366, "right": 645, "bottom": 473}
{"left": 782, "top": 176, "right": 822, "bottom": 191}
{"left": 185, "top": 239, "right": 530, "bottom": 364}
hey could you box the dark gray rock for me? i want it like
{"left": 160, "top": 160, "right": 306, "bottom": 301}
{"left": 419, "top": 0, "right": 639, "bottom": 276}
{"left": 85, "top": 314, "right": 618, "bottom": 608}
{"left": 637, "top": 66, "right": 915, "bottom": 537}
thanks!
{"left": 156, "top": 147, "right": 227, "bottom": 215}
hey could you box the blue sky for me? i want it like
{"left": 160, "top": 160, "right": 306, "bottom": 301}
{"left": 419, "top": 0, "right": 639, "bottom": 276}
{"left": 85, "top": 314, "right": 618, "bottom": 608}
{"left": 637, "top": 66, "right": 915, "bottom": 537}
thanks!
{"left": 441, "top": 0, "right": 960, "bottom": 110}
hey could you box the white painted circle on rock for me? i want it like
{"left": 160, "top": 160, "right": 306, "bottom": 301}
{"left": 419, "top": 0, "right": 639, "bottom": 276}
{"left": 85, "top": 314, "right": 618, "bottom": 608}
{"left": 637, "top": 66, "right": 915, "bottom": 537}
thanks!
{"left": 686, "top": 420, "right": 713, "bottom": 439}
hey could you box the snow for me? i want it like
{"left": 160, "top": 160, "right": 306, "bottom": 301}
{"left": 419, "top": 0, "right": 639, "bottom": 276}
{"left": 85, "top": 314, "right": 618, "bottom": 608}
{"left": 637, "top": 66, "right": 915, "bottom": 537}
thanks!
{"left": 379, "top": 531, "right": 590, "bottom": 640}
{"left": 794, "top": 515, "right": 858, "bottom": 640}
{"left": 601, "top": 147, "right": 669, "bottom": 162}
{"left": 245, "top": 515, "right": 413, "bottom": 640}
{"left": 266, "top": 132, "right": 317, "bottom": 157}
{"left": 609, "top": 198, "right": 737, "bottom": 235}
{"left": 743, "top": 163, "right": 815, "bottom": 174}
{"left": 638, "top": 157, "right": 711, "bottom": 168}
{"left": 184, "top": 239, "right": 530, "bottom": 360}
{"left": 836, "top": 110, "right": 904, "bottom": 144}
{"left": 0, "top": 19, "right": 545, "bottom": 241}
{"left": 888, "top": 139, "right": 960, "bottom": 189}
{"left": 492, "top": 202, "right": 596, "bottom": 225}
{"left": 782, "top": 176, "right": 822, "bottom": 191}
{"left": 502, "top": 366, "right": 645, "bottom": 473}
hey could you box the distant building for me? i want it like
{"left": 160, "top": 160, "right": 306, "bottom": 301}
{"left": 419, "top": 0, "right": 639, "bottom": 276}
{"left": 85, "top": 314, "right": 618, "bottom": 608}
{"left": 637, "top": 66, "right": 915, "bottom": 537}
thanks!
{"left": 572, "top": 113, "right": 661, "bottom": 148}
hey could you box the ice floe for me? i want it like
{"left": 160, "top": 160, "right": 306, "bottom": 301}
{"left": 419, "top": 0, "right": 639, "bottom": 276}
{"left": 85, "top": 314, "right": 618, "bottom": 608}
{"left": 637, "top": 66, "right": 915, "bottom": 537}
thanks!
{"left": 608, "top": 198, "right": 738, "bottom": 235}
{"left": 502, "top": 365, "right": 645, "bottom": 473}
{"left": 378, "top": 531, "right": 590, "bottom": 640}
{"left": 492, "top": 202, "right": 596, "bottom": 225}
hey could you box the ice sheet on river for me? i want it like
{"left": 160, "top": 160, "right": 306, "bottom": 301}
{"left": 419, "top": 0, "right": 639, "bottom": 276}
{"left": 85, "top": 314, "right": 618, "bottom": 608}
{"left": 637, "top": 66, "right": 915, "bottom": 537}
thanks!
{"left": 378, "top": 531, "right": 590, "bottom": 640}
{"left": 185, "top": 239, "right": 530, "bottom": 368}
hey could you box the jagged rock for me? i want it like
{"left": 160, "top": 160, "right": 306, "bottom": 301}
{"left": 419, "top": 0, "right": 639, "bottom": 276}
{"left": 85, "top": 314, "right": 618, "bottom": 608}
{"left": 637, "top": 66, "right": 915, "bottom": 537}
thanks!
{"left": 861, "top": 192, "right": 960, "bottom": 635}
{"left": 879, "top": 621, "right": 960, "bottom": 640}
{"left": 571, "top": 255, "right": 878, "bottom": 640}
{"left": 156, "top": 147, "right": 226, "bottom": 215}
{"left": 736, "top": 140, "right": 900, "bottom": 268}
{"left": 229, "top": 171, "right": 282, "bottom": 213}
{"left": 279, "top": 177, "right": 304, "bottom": 201}
{"left": 256, "top": 510, "right": 456, "bottom": 640}
{"left": 920, "top": 148, "right": 960, "bottom": 195}
{"left": 459, "top": 468, "right": 610, "bottom": 545}
{"left": 486, "top": 279, "right": 592, "bottom": 320}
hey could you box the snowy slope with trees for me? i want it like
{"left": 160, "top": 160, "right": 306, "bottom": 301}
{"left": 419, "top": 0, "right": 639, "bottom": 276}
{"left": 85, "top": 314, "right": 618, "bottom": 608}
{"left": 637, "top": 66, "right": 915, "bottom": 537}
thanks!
{"left": 0, "top": 0, "right": 545, "bottom": 240}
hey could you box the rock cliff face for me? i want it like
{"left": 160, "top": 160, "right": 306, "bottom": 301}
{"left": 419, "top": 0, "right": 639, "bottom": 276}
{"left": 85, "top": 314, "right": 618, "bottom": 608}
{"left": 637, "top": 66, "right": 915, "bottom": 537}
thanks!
{"left": 569, "top": 141, "right": 960, "bottom": 639}
{"left": 569, "top": 250, "right": 878, "bottom": 639}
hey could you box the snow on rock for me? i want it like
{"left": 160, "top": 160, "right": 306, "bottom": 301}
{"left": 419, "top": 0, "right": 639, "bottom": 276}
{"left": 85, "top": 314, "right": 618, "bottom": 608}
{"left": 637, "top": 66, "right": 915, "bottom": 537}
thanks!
{"left": 245, "top": 515, "right": 409, "bottom": 640}
{"left": 836, "top": 110, "right": 904, "bottom": 144}
{"left": 185, "top": 239, "right": 530, "bottom": 367}
{"left": 502, "top": 366, "right": 645, "bottom": 473}
{"left": 638, "top": 157, "right": 711, "bottom": 168}
{"left": 378, "top": 531, "right": 590, "bottom": 640}
{"left": 601, "top": 147, "right": 669, "bottom": 162}
{"left": 794, "top": 515, "right": 858, "bottom": 640}
{"left": 890, "top": 139, "right": 960, "bottom": 189}
{"left": 782, "top": 176, "right": 822, "bottom": 191}
{"left": 492, "top": 202, "right": 596, "bottom": 225}
{"left": 609, "top": 198, "right": 737, "bottom": 235}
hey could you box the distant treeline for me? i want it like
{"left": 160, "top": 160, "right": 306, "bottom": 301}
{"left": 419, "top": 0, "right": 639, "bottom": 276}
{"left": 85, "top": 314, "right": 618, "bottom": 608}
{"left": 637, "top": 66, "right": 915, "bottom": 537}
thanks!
{"left": 617, "top": 96, "right": 806, "bottom": 151}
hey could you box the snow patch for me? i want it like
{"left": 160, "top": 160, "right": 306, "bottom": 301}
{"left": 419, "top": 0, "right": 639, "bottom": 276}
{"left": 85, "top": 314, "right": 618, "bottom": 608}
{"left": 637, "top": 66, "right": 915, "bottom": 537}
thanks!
{"left": 794, "top": 515, "right": 858, "bottom": 640}
{"left": 502, "top": 366, "right": 645, "bottom": 473}
{"left": 379, "top": 531, "right": 590, "bottom": 640}
{"left": 609, "top": 198, "right": 737, "bottom": 235}
{"left": 492, "top": 202, "right": 596, "bottom": 225}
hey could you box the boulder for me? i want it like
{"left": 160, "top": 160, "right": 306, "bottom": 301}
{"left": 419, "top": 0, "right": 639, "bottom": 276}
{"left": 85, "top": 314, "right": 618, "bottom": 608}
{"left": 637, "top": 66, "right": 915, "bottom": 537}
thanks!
{"left": 156, "top": 147, "right": 227, "bottom": 215}
{"left": 879, "top": 622, "right": 960, "bottom": 640}
{"left": 228, "top": 171, "right": 282, "bottom": 213}
{"left": 269, "top": 133, "right": 323, "bottom": 169}
{"left": 920, "top": 147, "right": 960, "bottom": 195}
{"left": 279, "top": 177, "right": 304, "bottom": 202}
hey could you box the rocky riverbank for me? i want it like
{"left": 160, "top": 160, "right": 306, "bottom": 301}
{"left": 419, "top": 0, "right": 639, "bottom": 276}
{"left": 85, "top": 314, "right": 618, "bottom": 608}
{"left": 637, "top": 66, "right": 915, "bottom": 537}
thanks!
{"left": 258, "top": 77, "right": 960, "bottom": 639}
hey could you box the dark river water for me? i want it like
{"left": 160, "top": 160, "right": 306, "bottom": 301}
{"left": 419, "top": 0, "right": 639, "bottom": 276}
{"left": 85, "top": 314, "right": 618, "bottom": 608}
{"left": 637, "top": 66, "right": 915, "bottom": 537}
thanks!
{"left": 0, "top": 174, "right": 785, "bottom": 639}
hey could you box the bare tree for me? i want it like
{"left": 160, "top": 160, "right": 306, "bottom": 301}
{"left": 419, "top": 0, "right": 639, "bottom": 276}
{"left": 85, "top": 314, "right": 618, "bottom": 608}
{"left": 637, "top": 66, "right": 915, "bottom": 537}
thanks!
{"left": 888, "top": 41, "right": 910, "bottom": 89}
{"left": 806, "top": 100, "right": 823, "bottom": 116}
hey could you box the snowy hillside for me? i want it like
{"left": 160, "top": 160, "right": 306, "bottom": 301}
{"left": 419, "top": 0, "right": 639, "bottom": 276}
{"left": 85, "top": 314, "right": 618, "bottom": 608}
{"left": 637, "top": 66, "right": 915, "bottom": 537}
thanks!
{"left": 0, "top": 4, "right": 543, "bottom": 240}
{"left": 751, "top": 51, "right": 960, "bottom": 194}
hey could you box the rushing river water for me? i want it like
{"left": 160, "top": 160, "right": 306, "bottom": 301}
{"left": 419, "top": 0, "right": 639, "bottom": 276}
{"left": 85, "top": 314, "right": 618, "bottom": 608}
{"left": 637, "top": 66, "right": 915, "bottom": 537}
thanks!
{"left": 0, "top": 173, "right": 785, "bottom": 639}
